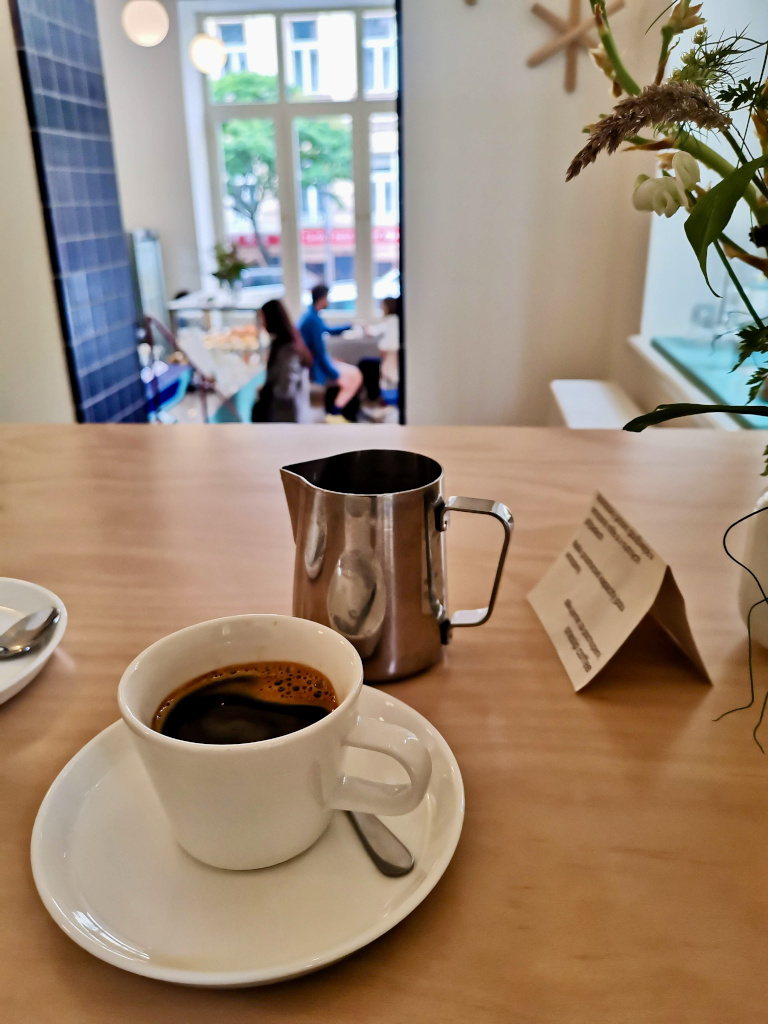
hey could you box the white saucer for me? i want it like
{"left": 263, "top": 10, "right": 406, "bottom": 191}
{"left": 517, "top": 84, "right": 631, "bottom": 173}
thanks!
{"left": 0, "top": 578, "right": 67, "bottom": 705}
{"left": 31, "top": 687, "right": 464, "bottom": 987}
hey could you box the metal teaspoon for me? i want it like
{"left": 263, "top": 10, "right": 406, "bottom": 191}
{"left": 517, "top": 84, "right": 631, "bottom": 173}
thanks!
{"left": 0, "top": 607, "right": 60, "bottom": 659}
{"left": 347, "top": 811, "right": 415, "bottom": 877}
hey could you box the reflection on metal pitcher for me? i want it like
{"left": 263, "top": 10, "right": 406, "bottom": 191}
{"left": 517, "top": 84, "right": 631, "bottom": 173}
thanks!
{"left": 328, "top": 549, "right": 386, "bottom": 658}
{"left": 326, "top": 496, "right": 386, "bottom": 658}
{"left": 303, "top": 489, "right": 327, "bottom": 581}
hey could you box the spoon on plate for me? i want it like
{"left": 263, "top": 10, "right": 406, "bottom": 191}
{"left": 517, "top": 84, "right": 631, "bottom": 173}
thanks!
{"left": 0, "top": 607, "right": 60, "bottom": 659}
{"left": 347, "top": 811, "right": 414, "bottom": 877}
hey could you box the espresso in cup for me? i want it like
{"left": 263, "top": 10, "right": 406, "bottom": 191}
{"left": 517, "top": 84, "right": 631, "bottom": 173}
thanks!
{"left": 152, "top": 661, "right": 338, "bottom": 745}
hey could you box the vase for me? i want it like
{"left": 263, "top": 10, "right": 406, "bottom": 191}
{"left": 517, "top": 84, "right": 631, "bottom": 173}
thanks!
{"left": 737, "top": 488, "right": 768, "bottom": 647}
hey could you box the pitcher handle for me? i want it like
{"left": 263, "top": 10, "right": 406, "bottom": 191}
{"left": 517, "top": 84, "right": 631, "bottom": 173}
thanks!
{"left": 436, "top": 497, "right": 514, "bottom": 630}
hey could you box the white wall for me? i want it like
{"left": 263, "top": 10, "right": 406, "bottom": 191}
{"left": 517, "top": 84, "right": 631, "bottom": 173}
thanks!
{"left": 402, "top": 0, "right": 659, "bottom": 425}
{"left": 0, "top": 2, "right": 75, "bottom": 423}
{"left": 95, "top": 0, "right": 200, "bottom": 298}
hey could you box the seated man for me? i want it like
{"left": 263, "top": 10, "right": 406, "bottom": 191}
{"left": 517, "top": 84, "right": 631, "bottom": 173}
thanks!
{"left": 298, "top": 284, "right": 363, "bottom": 421}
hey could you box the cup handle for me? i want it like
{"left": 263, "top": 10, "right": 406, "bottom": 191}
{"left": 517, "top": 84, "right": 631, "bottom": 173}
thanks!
{"left": 436, "top": 496, "right": 514, "bottom": 631}
{"left": 330, "top": 716, "right": 432, "bottom": 816}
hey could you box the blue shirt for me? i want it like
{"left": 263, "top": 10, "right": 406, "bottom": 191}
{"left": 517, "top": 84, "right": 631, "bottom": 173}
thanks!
{"left": 298, "top": 306, "right": 351, "bottom": 384}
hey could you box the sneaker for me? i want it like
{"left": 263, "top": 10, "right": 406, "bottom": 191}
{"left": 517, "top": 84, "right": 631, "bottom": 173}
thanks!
{"left": 362, "top": 404, "right": 396, "bottom": 423}
{"left": 324, "top": 413, "right": 348, "bottom": 424}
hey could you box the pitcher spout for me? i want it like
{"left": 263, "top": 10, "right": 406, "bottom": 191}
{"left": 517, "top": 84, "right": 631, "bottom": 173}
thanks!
{"left": 280, "top": 467, "right": 305, "bottom": 542}
{"left": 281, "top": 461, "right": 330, "bottom": 582}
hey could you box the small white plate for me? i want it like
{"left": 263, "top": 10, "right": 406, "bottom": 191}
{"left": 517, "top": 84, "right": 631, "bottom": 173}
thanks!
{"left": 31, "top": 687, "right": 464, "bottom": 987}
{"left": 0, "top": 578, "right": 67, "bottom": 705}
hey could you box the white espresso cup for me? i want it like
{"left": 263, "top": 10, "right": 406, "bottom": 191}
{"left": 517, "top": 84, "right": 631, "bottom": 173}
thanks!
{"left": 118, "top": 614, "right": 432, "bottom": 870}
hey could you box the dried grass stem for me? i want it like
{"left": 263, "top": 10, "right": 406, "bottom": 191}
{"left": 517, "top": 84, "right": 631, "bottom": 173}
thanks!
{"left": 566, "top": 81, "right": 731, "bottom": 181}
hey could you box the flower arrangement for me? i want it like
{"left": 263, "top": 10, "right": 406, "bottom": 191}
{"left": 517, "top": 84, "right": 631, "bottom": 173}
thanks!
{"left": 568, "top": 1, "right": 768, "bottom": 463}
{"left": 213, "top": 243, "right": 248, "bottom": 289}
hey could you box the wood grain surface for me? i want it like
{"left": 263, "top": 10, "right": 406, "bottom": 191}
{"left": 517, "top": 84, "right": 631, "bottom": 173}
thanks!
{"left": 2, "top": 424, "right": 768, "bottom": 1023}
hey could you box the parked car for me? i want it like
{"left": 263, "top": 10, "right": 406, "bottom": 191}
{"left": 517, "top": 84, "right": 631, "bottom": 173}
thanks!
{"left": 299, "top": 270, "right": 401, "bottom": 311}
{"left": 374, "top": 268, "right": 400, "bottom": 301}
{"left": 239, "top": 265, "right": 284, "bottom": 289}
{"left": 325, "top": 279, "right": 356, "bottom": 311}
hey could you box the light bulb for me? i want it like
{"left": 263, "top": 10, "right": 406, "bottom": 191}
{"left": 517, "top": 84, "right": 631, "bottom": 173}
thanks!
{"left": 121, "top": 0, "right": 169, "bottom": 47}
{"left": 189, "top": 34, "right": 227, "bottom": 74}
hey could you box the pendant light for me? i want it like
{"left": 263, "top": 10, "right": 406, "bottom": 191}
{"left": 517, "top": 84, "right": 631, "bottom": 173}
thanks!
{"left": 121, "top": 0, "right": 169, "bottom": 47}
{"left": 189, "top": 33, "right": 227, "bottom": 74}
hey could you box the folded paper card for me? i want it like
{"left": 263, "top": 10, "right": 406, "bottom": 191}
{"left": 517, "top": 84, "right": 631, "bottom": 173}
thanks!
{"left": 528, "top": 492, "right": 709, "bottom": 691}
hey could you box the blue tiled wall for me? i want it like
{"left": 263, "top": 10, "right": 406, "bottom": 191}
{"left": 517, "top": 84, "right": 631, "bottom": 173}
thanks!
{"left": 11, "top": 0, "right": 147, "bottom": 422}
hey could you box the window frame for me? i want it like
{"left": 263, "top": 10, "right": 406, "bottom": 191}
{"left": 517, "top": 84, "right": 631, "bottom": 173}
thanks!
{"left": 286, "top": 16, "right": 321, "bottom": 96}
{"left": 200, "top": 5, "right": 397, "bottom": 323}
{"left": 362, "top": 11, "right": 397, "bottom": 96}
{"left": 371, "top": 152, "right": 398, "bottom": 223}
{"left": 210, "top": 18, "right": 249, "bottom": 78}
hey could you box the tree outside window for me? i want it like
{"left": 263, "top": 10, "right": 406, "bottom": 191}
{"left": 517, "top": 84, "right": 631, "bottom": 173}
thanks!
{"left": 215, "top": 75, "right": 353, "bottom": 272}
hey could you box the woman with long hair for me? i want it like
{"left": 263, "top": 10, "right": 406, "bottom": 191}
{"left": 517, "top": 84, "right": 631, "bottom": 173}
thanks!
{"left": 252, "top": 299, "right": 313, "bottom": 422}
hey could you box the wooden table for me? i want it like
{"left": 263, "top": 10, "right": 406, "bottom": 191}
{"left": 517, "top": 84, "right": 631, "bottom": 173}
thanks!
{"left": 2, "top": 425, "right": 768, "bottom": 1023}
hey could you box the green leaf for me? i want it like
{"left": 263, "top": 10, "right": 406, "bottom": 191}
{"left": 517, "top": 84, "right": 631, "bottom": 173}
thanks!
{"left": 623, "top": 402, "right": 768, "bottom": 431}
{"left": 718, "top": 78, "right": 768, "bottom": 112}
{"left": 734, "top": 323, "right": 768, "bottom": 369}
{"left": 746, "top": 367, "right": 768, "bottom": 402}
{"left": 684, "top": 155, "right": 768, "bottom": 293}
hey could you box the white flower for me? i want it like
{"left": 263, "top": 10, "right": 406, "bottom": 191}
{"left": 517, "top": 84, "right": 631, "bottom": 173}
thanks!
{"left": 667, "top": 1, "right": 705, "bottom": 33}
{"left": 632, "top": 153, "right": 701, "bottom": 217}
{"left": 632, "top": 174, "right": 684, "bottom": 217}
{"left": 672, "top": 151, "right": 700, "bottom": 207}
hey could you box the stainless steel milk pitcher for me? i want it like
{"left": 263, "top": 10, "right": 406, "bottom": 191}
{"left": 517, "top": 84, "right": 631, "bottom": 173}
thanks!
{"left": 281, "top": 449, "right": 513, "bottom": 681}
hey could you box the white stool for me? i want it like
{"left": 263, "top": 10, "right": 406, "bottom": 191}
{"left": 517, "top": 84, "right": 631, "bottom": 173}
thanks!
{"left": 549, "top": 379, "right": 643, "bottom": 429}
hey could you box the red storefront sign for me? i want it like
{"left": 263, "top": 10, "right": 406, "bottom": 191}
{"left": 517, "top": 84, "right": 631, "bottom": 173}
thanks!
{"left": 231, "top": 227, "right": 400, "bottom": 248}
{"left": 300, "top": 228, "right": 356, "bottom": 247}
{"left": 373, "top": 226, "right": 400, "bottom": 243}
